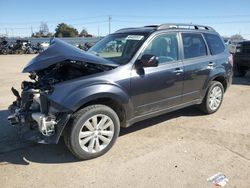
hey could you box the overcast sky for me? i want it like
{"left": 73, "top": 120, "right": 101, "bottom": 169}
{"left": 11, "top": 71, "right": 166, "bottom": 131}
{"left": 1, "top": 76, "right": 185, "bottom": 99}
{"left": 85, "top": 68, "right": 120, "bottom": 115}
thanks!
{"left": 0, "top": 0, "right": 250, "bottom": 39}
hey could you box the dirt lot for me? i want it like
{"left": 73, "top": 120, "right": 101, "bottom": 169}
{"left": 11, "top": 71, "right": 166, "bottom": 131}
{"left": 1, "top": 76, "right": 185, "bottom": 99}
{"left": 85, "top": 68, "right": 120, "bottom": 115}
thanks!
{"left": 0, "top": 55, "right": 250, "bottom": 188}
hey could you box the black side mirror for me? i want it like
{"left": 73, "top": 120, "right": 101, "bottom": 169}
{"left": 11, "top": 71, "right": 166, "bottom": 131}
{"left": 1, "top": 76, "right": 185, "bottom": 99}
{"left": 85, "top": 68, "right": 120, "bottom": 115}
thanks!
{"left": 139, "top": 54, "right": 159, "bottom": 68}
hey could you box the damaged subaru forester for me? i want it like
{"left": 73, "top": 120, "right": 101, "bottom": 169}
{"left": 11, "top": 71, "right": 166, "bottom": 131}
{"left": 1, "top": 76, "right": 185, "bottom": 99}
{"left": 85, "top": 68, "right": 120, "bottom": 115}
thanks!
{"left": 8, "top": 24, "right": 233, "bottom": 160}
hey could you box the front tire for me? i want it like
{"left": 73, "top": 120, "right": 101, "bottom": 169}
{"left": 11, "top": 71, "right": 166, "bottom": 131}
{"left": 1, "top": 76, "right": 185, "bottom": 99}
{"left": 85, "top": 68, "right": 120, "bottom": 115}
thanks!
{"left": 64, "top": 105, "right": 120, "bottom": 160}
{"left": 199, "top": 81, "right": 224, "bottom": 114}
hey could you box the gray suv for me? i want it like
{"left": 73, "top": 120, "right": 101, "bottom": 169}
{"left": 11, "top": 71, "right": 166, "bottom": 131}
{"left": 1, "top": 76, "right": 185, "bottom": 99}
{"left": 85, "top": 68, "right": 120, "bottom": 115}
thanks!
{"left": 8, "top": 23, "right": 233, "bottom": 159}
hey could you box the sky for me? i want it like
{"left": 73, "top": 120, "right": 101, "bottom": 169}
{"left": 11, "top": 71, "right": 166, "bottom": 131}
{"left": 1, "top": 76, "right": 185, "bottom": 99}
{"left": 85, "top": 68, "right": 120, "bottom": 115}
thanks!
{"left": 0, "top": 0, "right": 250, "bottom": 39}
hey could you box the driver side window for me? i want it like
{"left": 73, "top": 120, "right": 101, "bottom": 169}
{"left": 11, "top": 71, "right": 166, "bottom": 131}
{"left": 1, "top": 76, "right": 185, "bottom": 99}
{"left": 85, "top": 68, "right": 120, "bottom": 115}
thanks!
{"left": 142, "top": 33, "right": 179, "bottom": 64}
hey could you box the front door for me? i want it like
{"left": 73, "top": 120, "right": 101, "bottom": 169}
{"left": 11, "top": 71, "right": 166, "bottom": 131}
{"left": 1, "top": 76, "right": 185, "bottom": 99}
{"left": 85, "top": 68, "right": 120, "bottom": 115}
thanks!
{"left": 131, "top": 33, "right": 184, "bottom": 116}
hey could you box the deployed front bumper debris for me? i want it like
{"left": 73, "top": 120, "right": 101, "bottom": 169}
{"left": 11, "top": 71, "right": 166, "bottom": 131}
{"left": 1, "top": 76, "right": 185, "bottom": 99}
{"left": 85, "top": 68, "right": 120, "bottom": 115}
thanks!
{"left": 8, "top": 86, "right": 71, "bottom": 144}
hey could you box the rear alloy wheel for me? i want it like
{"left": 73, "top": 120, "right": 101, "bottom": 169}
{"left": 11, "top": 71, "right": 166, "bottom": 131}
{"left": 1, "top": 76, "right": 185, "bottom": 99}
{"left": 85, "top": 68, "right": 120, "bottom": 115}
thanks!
{"left": 200, "top": 81, "right": 224, "bottom": 114}
{"left": 64, "top": 105, "right": 120, "bottom": 160}
{"left": 208, "top": 86, "right": 223, "bottom": 111}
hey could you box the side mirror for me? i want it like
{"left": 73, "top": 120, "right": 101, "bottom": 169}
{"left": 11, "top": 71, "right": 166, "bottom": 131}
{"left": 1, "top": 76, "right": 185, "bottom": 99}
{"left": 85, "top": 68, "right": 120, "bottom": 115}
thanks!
{"left": 139, "top": 54, "right": 159, "bottom": 68}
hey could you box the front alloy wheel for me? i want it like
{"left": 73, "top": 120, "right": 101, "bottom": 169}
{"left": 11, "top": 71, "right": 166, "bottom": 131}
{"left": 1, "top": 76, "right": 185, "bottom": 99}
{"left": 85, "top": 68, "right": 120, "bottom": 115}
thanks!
{"left": 64, "top": 105, "right": 120, "bottom": 160}
{"left": 78, "top": 114, "right": 115, "bottom": 154}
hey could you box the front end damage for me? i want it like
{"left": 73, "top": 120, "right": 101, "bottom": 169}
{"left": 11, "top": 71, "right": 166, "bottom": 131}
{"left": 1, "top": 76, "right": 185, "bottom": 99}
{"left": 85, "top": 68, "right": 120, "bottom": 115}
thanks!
{"left": 8, "top": 82, "right": 71, "bottom": 144}
{"left": 7, "top": 38, "right": 117, "bottom": 144}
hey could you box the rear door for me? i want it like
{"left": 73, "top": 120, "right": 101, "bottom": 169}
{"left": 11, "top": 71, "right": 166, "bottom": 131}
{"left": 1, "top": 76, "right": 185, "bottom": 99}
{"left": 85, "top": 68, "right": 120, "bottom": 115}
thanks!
{"left": 181, "top": 33, "right": 212, "bottom": 102}
{"left": 131, "top": 32, "right": 184, "bottom": 116}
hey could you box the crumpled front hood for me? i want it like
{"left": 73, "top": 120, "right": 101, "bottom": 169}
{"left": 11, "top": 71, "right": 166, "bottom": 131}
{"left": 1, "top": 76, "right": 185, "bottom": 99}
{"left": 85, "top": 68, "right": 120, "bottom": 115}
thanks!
{"left": 22, "top": 38, "right": 118, "bottom": 73}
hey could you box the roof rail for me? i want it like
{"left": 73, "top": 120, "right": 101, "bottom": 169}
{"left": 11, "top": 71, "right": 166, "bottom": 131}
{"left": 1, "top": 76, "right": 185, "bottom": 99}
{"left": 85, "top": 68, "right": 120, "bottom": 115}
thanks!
{"left": 115, "top": 27, "right": 137, "bottom": 33}
{"left": 143, "top": 25, "right": 159, "bottom": 28}
{"left": 156, "top": 23, "right": 215, "bottom": 31}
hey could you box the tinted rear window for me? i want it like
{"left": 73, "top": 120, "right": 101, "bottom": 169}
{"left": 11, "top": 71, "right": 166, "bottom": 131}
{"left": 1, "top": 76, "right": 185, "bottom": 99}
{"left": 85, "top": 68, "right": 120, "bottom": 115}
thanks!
{"left": 182, "top": 33, "right": 207, "bottom": 59}
{"left": 204, "top": 33, "right": 225, "bottom": 55}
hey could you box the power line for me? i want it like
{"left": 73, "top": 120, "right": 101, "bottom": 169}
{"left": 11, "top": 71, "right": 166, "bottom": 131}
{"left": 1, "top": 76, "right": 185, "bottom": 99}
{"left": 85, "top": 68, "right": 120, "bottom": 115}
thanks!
{"left": 113, "top": 14, "right": 250, "bottom": 19}
{"left": 112, "top": 19, "right": 250, "bottom": 25}
{"left": 205, "top": 21, "right": 250, "bottom": 24}
{"left": 2, "top": 14, "right": 250, "bottom": 26}
{"left": 0, "top": 20, "right": 108, "bottom": 30}
{"left": 2, "top": 14, "right": 250, "bottom": 37}
{"left": 0, "top": 15, "right": 109, "bottom": 25}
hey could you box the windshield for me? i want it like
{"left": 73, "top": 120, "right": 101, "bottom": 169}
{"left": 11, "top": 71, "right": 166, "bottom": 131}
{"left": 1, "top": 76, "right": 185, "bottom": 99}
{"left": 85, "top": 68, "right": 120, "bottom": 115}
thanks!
{"left": 88, "top": 33, "right": 147, "bottom": 65}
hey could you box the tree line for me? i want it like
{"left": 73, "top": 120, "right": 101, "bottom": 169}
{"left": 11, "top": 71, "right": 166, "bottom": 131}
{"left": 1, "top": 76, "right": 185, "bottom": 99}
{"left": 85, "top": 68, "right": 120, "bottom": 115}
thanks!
{"left": 32, "top": 22, "right": 92, "bottom": 38}
{"left": 32, "top": 22, "right": 246, "bottom": 40}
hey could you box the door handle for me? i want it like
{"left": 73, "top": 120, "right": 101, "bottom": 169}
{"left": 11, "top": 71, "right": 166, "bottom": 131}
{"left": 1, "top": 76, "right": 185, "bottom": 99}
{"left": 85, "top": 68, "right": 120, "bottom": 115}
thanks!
{"left": 207, "top": 62, "right": 215, "bottom": 68}
{"left": 174, "top": 68, "right": 183, "bottom": 74}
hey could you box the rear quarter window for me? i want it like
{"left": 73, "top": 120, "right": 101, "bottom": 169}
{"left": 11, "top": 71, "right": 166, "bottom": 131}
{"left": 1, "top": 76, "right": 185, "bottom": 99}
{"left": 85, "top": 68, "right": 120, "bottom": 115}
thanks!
{"left": 182, "top": 33, "right": 207, "bottom": 59}
{"left": 204, "top": 33, "right": 225, "bottom": 55}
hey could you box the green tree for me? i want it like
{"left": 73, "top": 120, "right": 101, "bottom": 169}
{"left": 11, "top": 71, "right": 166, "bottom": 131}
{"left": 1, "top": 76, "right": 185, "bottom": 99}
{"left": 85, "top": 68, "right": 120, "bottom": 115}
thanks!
{"left": 230, "top": 34, "right": 244, "bottom": 41}
{"left": 79, "top": 28, "right": 88, "bottom": 37}
{"left": 54, "top": 23, "right": 79, "bottom": 37}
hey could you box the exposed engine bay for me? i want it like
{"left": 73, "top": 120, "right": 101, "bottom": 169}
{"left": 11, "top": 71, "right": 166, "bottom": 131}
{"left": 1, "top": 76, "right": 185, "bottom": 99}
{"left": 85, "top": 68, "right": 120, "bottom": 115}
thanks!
{"left": 8, "top": 60, "right": 114, "bottom": 143}
{"left": 25, "top": 60, "right": 112, "bottom": 89}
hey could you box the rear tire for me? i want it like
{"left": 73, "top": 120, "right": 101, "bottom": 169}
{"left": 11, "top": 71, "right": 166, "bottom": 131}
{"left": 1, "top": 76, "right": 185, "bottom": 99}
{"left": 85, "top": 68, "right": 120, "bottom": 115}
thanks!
{"left": 64, "top": 105, "right": 120, "bottom": 160}
{"left": 199, "top": 81, "right": 224, "bottom": 114}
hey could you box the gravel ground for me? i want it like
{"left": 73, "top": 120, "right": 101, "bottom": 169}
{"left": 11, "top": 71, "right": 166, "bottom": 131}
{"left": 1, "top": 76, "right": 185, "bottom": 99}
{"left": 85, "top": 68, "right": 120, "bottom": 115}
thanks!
{"left": 0, "top": 55, "right": 250, "bottom": 188}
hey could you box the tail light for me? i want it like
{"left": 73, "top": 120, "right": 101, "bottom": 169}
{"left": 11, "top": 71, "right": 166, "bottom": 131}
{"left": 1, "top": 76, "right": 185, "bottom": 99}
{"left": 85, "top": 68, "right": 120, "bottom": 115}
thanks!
{"left": 228, "top": 53, "right": 233, "bottom": 67}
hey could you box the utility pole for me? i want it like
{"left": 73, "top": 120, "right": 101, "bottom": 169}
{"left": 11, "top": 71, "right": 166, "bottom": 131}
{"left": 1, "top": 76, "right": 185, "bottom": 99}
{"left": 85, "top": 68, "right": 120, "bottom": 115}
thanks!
{"left": 31, "top": 26, "right": 33, "bottom": 37}
{"left": 108, "top": 15, "right": 112, "bottom": 34}
{"left": 97, "top": 25, "right": 100, "bottom": 37}
{"left": 11, "top": 28, "right": 14, "bottom": 37}
{"left": 5, "top": 28, "right": 8, "bottom": 37}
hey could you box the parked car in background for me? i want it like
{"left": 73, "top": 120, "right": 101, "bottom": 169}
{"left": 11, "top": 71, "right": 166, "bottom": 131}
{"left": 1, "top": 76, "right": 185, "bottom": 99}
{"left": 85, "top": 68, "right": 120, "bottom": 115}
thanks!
{"left": 223, "top": 37, "right": 241, "bottom": 54}
{"left": 0, "top": 37, "right": 9, "bottom": 54}
{"left": 233, "top": 41, "right": 250, "bottom": 76}
{"left": 0, "top": 39, "right": 47, "bottom": 55}
{"left": 77, "top": 42, "right": 96, "bottom": 51}
{"left": 40, "top": 42, "right": 50, "bottom": 49}
{"left": 8, "top": 23, "right": 233, "bottom": 160}
{"left": 224, "top": 38, "right": 232, "bottom": 46}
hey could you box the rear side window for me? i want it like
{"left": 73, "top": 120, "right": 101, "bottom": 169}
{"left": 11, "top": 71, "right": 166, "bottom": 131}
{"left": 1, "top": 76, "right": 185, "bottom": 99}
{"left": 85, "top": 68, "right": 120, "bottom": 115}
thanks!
{"left": 204, "top": 33, "right": 225, "bottom": 55}
{"left": 182, "top": 33, "right": 207, "bottom": 59}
